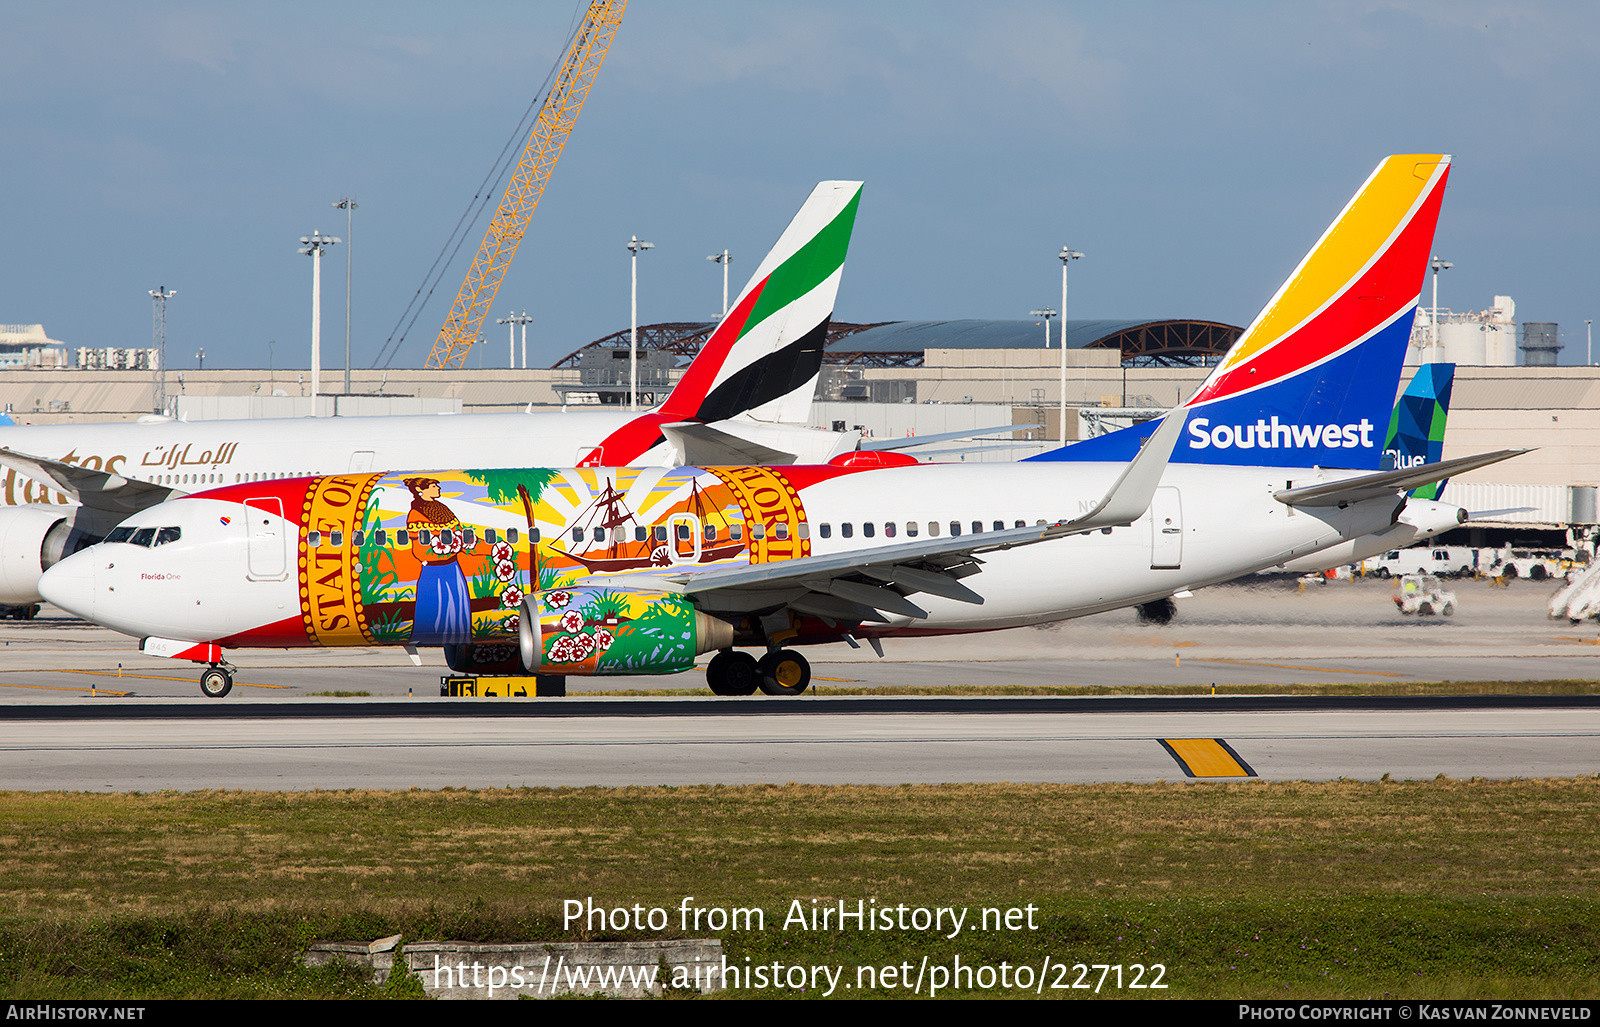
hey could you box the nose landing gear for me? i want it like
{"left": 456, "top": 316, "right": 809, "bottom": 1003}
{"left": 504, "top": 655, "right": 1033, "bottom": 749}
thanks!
{"left": 199, "top": 664, "right": 234, "bottom": 698}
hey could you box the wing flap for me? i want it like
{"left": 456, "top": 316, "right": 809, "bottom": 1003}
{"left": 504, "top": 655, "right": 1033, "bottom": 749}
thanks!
{"left": 1274, "top": 449, "right": 1529, "bottom": 507}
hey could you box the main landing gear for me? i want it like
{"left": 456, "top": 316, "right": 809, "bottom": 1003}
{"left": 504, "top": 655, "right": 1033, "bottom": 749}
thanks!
{"left": 706, "top": 648, "right": 811, "bottom": 697}
{"left": 199, "top": 663, "right": 233, "bottom": 699}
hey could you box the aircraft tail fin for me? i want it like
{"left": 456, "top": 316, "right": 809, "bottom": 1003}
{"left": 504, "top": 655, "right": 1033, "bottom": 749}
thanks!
{"left": 1031, "top": 154, "right": 1451, "bottom": 470}
{"left": 1383, "top": 362, "right": 1455, "bottom": 499}
{"left": 660, "top": 180, "right": 862, "bottom": 425}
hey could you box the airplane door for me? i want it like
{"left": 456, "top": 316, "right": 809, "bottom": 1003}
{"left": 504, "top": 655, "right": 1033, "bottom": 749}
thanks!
{"left": 1150, "top": 487, "right": 1183, "bottom": 570}
{"left": 244, "top": 497, "right": 288, "bottom": 581}
{"left": 667, "top": 513, "right": 702, "bottom": 564}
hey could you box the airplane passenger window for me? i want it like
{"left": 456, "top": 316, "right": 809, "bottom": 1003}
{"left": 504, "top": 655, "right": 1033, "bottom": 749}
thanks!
{"left": 653, "top": 526, "right": 667, "bottom": 542}
{"left": 950, "top": 521, "right": 961, "bottom": 537}
{"left": 906, "top": 522, "right": 918, "bottom": 537}
{"left": 928, "top": 522, "right": 940, "bottom": 537}
{"left": 972, "top": 521, "right": 983, "bottom": 534}
{"left": 485, "top": 529, "right": 498, "bottom": 545}
{"left": 1015, "top": 520, "right": 1026, "bottom": 528}
{"left": 105, "top": 527, "right": 135, "bottom": 544}
{"left": 131, "top": 528, "right": 157, "bottom": 547}
{"left": 330, "top": 530, "right": 343, "bottom": 547}
{"left": 397, "top": 530, "right": 410, "bottom": 546}
{"left": 155, "top": 527, "right": 181, "bottom": 546}
{"left": 613, "top": 527, "right": 626, "bottom": 544}
{"left": 884, "top": 522, "right": 896, "bottom": 538}
{"left": 508, "top": 528, "right": 519, "bottom": 544}
{"left": 635, "top": 527, "right": 648, "bottom": 542}
{"left": 841, "top": 523, "right": 853, "bottom": 539}
{"left": 375, "top": 530, "right": 388, "bottom": 547}
{"left": 729, "top": 525, "right": 743, "bottom": 541}
{"left": 419, "top": 529, "right": 434, "bottom": 545}
{"left": 704, "top": 525, "right": 717, "bottom": 542}
{"left": 819, "top": 524, "right": 831, "bottom": 539}
{"left": 863, "top": 522, "right": 875, "bottom": 538}
{"left": 750, "top": 524, "right": 765, "bottom": 540}
{"left": 676, "top": 523, "right": 691, "bottom": 540}
{"left": 461, "top": 528, "right": 476, "bottom": 547}
{"left": 774, "top": 524, "right": 789, "bottom": 540}
{"left": 308, "top": 531, "right": 322, "bottom": 547}
{"left": 352, "top": 531, "right": 365, "bottom": 547}
{"left": 439, "top": 529, "right": 454, "bottom": 546}
{"left": 798, "top": 523, "right": 809, "bottom": 539}
{"left": 575, "top": 527, "right": 588, "bottom": 543}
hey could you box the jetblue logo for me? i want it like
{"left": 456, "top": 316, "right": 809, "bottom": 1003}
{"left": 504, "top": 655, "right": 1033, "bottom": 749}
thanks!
{"left": 1187, "top": 416, "right": 1375, "bottom": 451}
{"left": 1384, "top": 450, "right": 1427, "bottom": 469}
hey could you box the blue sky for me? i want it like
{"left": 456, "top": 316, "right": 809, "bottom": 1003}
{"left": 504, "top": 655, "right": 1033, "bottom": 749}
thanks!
{"left": 4, "top": 1, "right": 1597, "bottom": 369}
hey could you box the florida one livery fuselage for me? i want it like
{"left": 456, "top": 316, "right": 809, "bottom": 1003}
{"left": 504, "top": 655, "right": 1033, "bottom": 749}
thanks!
{"left": 38, "top": 455, "right": 1400, "bottom": 676}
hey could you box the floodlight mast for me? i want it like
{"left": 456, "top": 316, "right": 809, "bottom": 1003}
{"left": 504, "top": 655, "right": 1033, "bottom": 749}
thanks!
{"left": 332, "top": 198, "right": 357, "bottom": 394}
{"left": 707, "top": 249, "right": 731, "bottom": 317}
{"left": 149, "top": 286, "right": 175, "bottom": 415}
{"left": 1429, "top": 255, "right": 1452, "bottom": 362}
{"left": 299, "top": 230, "right": 340, "bottom": 416}
{"left": 628, "top": 235, "right": 653, "bottom": 410}
{"left": 1058, "top": 245, "right": 1084, "bottom": 446}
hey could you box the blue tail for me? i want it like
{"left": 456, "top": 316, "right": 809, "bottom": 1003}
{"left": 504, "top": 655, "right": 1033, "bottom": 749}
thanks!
{"left": 1384, "top": 362, "right": 1455, "bottom": 499}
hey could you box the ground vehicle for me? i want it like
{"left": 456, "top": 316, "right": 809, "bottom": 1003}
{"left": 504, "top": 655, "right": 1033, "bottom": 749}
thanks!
{"left": 1365, "top": 546, "right": 1476, "bottom": 578}
{"left": 1485, "top": 548, "right": 1560, "bottom": 581}
{"left": 1393, "top": 573, "right": 1456, "bottom": 615}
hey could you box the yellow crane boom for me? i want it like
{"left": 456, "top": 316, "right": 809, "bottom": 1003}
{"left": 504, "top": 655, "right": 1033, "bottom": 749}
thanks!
{"left": 425, "top": 0, "right": 625, "bottom": 370}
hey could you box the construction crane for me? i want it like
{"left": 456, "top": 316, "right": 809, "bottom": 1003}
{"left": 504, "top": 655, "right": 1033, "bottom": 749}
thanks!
{"left": 424, "top": 0, "right": 625, "bottom": 370}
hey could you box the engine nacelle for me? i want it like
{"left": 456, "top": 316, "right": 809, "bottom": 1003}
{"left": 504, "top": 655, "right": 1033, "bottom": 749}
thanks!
{"left": 518, "top": 587, "right": 734, "bottom": 676}
{"left": 0, "top": 505, "right": 118, "bottom": 605}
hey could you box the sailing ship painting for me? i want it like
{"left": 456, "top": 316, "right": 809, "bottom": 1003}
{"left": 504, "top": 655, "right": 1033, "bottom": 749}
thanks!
{"left": 554, "top": 476, "right": 747, "bottom": 571}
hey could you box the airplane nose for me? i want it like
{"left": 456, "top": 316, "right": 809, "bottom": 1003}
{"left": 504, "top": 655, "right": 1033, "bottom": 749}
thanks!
{"left": 39, "top": 550, "right": 96, "bottom": 621}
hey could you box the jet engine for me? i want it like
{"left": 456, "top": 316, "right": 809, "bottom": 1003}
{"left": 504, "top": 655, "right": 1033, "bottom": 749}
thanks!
{"left": 0, "top": 505, "right": 117, "bottom": 606}
{"left": 518, "top": 586, "right": 734, "bottom": 676}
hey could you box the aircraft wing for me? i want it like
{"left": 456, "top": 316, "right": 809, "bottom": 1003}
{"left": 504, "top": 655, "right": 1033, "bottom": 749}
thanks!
{"left": 659, "top": 421, "right": 797, "bottom": 466}
{"left": 658, "top": 409, "right": 1188, "bottom": 621}
{"left": 1274, "top": 449, "right": 1529, "bottom": 507}
{"left": 0, "top": 447, "right": 184, "bottom": 515}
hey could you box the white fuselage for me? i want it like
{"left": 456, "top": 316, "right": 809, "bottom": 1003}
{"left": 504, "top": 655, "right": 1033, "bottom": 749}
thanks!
{"left": 41, "top": 461, "right": 1397, "bottom": 646}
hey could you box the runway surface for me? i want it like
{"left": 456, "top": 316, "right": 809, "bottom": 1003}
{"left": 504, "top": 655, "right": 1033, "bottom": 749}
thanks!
{"left": 0, "top": 578, "right": 1595, "bottom": 789}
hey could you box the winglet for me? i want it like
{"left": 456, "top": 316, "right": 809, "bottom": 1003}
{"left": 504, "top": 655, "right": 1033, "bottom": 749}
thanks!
{"left": 1061, "top": 409, "right": 1187, "bottom": 531}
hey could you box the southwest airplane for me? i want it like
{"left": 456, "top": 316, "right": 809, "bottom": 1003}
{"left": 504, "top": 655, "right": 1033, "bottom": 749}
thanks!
{"left": 0, "top": 181, "right": 864, "bottom": 613}
{"left": 41, "top": 154, "right": 1521, "bottom": 699}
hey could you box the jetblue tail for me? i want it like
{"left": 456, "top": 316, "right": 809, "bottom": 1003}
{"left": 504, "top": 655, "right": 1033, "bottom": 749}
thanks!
{"left": 1032, "top": 154, "right": 1451, "bottom": 470}
{"left": 1384, "top": 362, "right": 1455, "bottom": 498}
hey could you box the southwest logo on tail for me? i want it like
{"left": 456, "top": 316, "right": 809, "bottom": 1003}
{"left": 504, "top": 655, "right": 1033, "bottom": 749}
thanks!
{"left": 579, "top": 181, "right": 863, "bottom": 465}
{"left": 1035, "top": 155, "right": 1452, "bottom": 469}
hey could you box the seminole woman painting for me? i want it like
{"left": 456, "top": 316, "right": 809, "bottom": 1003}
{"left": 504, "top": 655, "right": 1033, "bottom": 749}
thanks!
{"left": 405, "top": 477, "right": 471, "bottom": 645}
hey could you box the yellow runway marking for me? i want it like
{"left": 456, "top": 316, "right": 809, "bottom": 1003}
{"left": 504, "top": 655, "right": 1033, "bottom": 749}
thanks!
{"left": 0, "top": 682, "right": 133, "bottom": 696}
{"left": 813, "top": 676, "right": 857, "bottom": 683}
{"left": 54, "top": 669, "right": 291, "bottom": 690}
{"left": 1160, "top": 738, "right": 1256, "bottom": 778}
{"left": 1191, "top": 657, "right": 1407, "bottom": 678}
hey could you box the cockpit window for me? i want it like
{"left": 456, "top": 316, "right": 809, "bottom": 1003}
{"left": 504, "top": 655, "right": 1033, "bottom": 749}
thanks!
{"left": 105, "top": 526, "right": 136, "bottom": 544}
{"left": 155, "top": 527, "right": 182, "bottom": 546}
{"left": 130, "top": 527, "right": 158, "bottom": 547}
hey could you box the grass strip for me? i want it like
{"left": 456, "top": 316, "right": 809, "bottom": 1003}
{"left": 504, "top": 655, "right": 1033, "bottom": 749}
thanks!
{"left": 0, "top": 779, "right": 1595, "bottom": 999}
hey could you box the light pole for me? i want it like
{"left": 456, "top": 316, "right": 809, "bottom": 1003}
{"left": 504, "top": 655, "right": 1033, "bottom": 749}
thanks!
{"left": 299, "top": 230, "right": 340, "bottom": 416}
{"left": 195, "top": 347, "right": 205, "bottom": 370}
{"left": 627, "top": 235, "right": 654, "bottom": 410}
{"left": 707, "top": 249, "right": 731, "bottom": 318}
{"left": 1429, "top": 255, "right": 1452, "bottom": 362}
{"left": 332, "top": 198, "right": 357, "bottom": 393}
{"left": 1587, "top": 320, "right": 1593, "bottom": 367}
{"left": 1030, "top": 308, "right": 1057, "bottom": 348}
{"left": 1058, "top": 245, "right": 1085, "bottom": 443}
{"left": 148, "top": 286, "right": 175, "bottom": 415}
{"left": 498, "top": 310, "right": 533, "bottom": 368}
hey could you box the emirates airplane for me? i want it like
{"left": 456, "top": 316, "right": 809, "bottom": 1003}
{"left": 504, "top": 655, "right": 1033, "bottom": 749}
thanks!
{"left": 0, "top": 181, "right": 864, "bottom": 613}
{"left": 41, "top": 154, "right": 1520, "bottom": 698}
